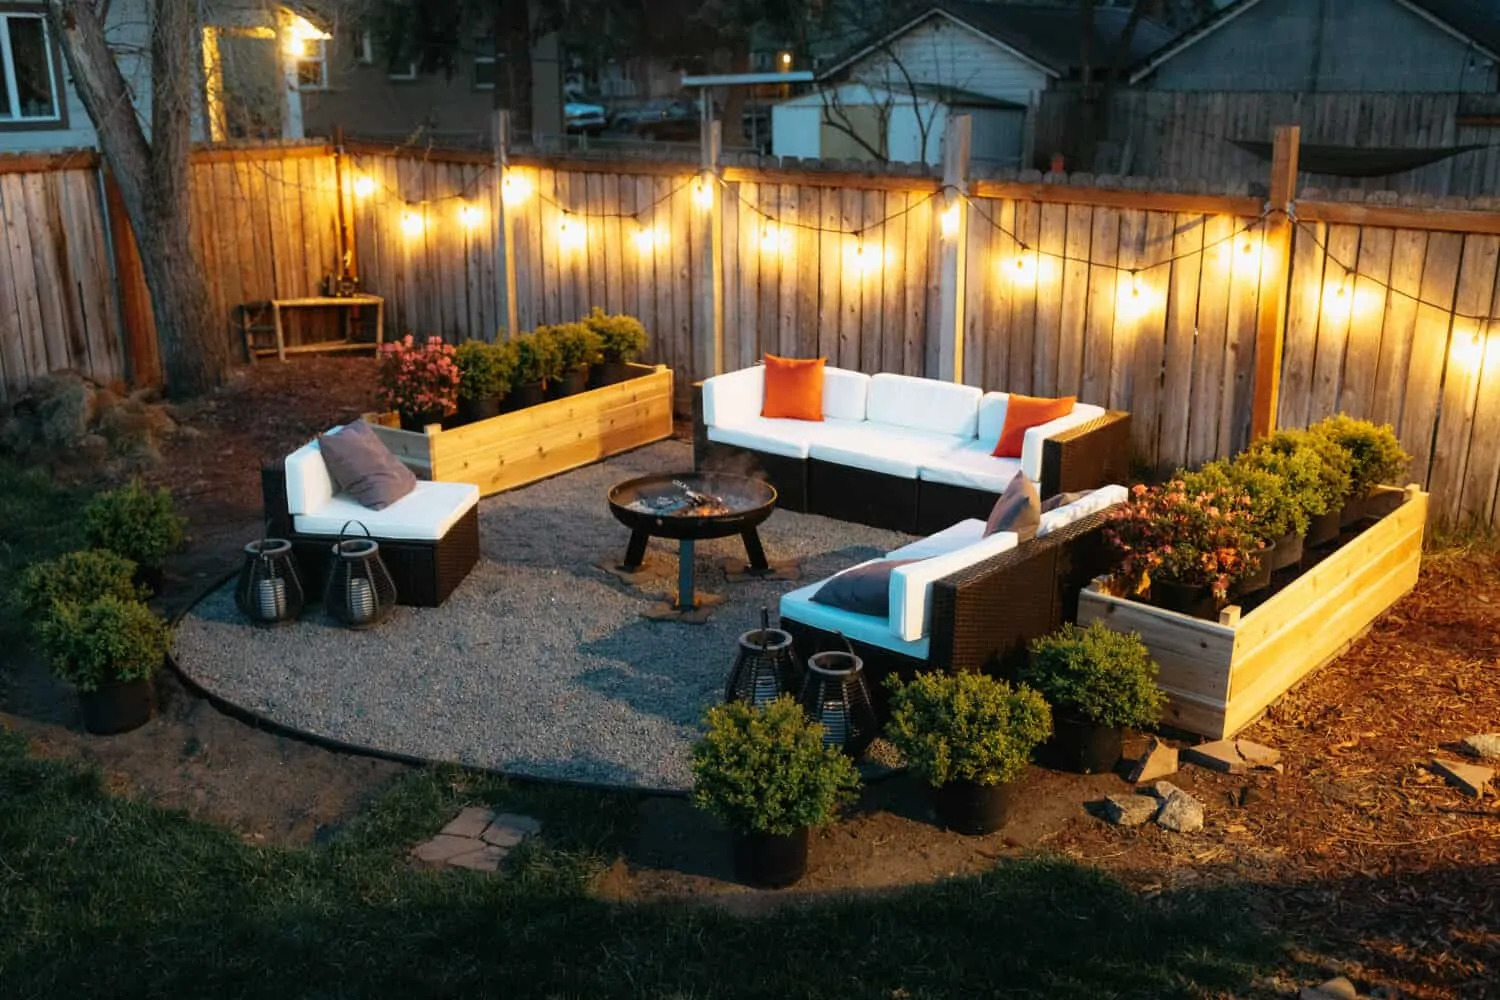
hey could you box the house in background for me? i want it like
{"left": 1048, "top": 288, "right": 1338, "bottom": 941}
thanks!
{"left": 772, "top": 2, "right": 1172, "bottom": 170}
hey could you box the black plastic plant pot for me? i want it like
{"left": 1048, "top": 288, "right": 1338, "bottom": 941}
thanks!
{"left": 589, "top": 360, "right": 630, "bottom": 388}
{"left": 1149, "top": 579, "right": 1220, "bottom": 619}
{"left": 80, "top": 676, "right": 155, "bottom": 735}
{"left": 1047, "top": 714, "right": 1123, "bottom": 775}
{"left": 1269, "top": 531, "right": 1304, "bottom": 571}
{"left": 549, "top": 367, "right": 589, "bottom": 399}
{"left": 1236, "top": 550, "right": 1272, "bottom": 595}
{"left": 1339, "top": 492, "right": 1372, "bottom": 528}
{"left": 732, "top": 828, "right": 809, "bottom": 888}
{"left": 933, "top": 779, "right": 1017, "bottom": 835}
{"left": 458, "top": 395, "right": 502, "bottom": 424}
{"left": 505, "top": 381, "right": 547, "bottom": 410}
{"left": 1306, "top": 510, "right": 1341, "bottom": 548}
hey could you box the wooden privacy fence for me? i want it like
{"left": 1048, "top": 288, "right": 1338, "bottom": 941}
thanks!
{"left": 6, "top": 131, "right": 1500, "bottom": 528}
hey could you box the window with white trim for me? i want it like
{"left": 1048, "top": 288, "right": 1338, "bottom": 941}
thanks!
{"left": 0, "top": 10, "right": 63, "bottom": 125}
{"left": 473, "top": 26, "right": 495, "bottom": 90}
{"left": 296, "top": 38, "right": 328, "bottom": 90}
{"left": 388, "top": 58, "right": 418, "bottom": 81}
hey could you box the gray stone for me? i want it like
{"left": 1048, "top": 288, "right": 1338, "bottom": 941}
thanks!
{"left": 1431, "top": 758, "right": 1493, "bottom": 797}
{"left": 1101, "top": 793, "right": 1159, "bottom": 827}
{"left": 1127, "top": 739, "right": 1179, "bottom": 783}
{"left": 481, "top": 813, "right": 541, "bottom": 846}
{"left": 446, "top": 844, "right": 509, "bottom": 872}
{"left": 1461, "top": 733, "right": 1500, "bottom": 761}
{"left": 1155, "top": 790, "right": 1205, "bottom": 833}
{"left": 411, "top": 834, "right": 482, "bottom": 865}
{"left": 1149, "top": 780, "right": 1184, "bottom": 801}
{"left": 490, "top": 812, "right": 542, "bottom": 836}
{"left": 1301, "top": 976, "right": 1359, "bottom": 1000}
{"left": 440, "top": 806, "right": 496, "bottom": 839}
{"left": 1183, "top": 738, "right": 1283, "bottom": 774}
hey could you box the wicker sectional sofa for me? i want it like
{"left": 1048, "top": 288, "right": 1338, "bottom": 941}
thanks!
{"left": 692, "top": 365, "right": 1132, "bottom": 534}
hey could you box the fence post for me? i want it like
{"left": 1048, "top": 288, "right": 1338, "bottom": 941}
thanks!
{"left": 936, "top": 114, "right": 972, "bottom": 383}
{"left": 1251, "top": 124, "right": 1300, "bottom": 439}
{"left": 494, "top": 109, "right": 520, "bottom": 340}
{"left": 698, "top": 118, "right": 724, "bottom": 379}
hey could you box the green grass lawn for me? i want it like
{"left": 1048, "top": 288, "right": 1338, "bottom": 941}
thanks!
{"left": 0, "top": 731, "right": 1284, "bottom": 999}
{"left": 0, "top": 459, "right": 87, "bottom": 645}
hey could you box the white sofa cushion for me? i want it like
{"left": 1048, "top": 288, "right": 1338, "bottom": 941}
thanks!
{"left": 810, "top": 424, "right": 965, "bottom": 479}
{"left": 285, "top": 439, "right": 336, "bottom": 516}
{"left": 707, "top": 416, "right": 863, "bottom": 459}
{"left": 886, "top": 519, "right": 986, "bottom": 560}
{"left": 294, "top": 480, "right": 480, "bottom": 542}
{"left": 822, "top": 367, "right": 871, "bottom": 421}
{"left": 779, "top": 564, "right": 932, "bottom": 659}
{"left": 867, "top": 373, "right": 982, "bottom": 438}
{"left": 889, "top": 531, "right": 1019, "bottom": 642}
{"left": 1036, "top": 483, "right": 1128, "bottom": 537}
{"left": 703, "top": 364, "right": 870, "bottom": 427}
{"left": 1020, "top": 403, "right": 1107, "bottom": 480}
{"left": 917, "top": 444, "right": 1025, "bottom": 493}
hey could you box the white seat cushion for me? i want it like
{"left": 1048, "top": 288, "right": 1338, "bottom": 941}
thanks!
{"left": 809, "top": 424, "right": 965, "bottom": 478}
{"left": 702, "top": 365, "right": 871, "bottom": 427}
{"left": 867, "top": 373, "right": 982, "bottom": 439}
{"left": 889, "top": 532, "right": 1018, "bottom": 641}
{"left": 294, "top": 481, "right": 479, "bottom": 542}
{"left": 917, "top": 443, "right": 1025, "bottom": 493}
{"left": 886, "top": 519, "right": 987, "bottom": 560}
{"left": 285, "top": 438, "right": 336, "bottom": 515}
{"left": 1036, "top": 483, "right": 1128, "bottom": 537}
{"left": 779, "top": 565, "right": 931, "bottom": 660}
{"left": 707, "top": 416, "right": 863, "bottom": 459}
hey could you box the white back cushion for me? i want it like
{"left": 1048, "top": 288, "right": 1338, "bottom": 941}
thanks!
{"left": 1036, "top": 483, "right": 1128, "bottom": 537}
{"left": 867, "top": 374, "right": 982, "bottom": 438}
{"left": 285, "top": 438, "right": 334, "bottom": 515}
{"left": 1019, "top": 403, "right": 1106, "bottom": 480}
{"left": 888, "top": 531, "right": 1019, "bottom": 641}
{"left": 978, "top": 392, "right": 1010, "bottom": 446}
{"left": 822, "top": 367, "right": 871, "bottom": 421}
{"left": 702, "top": 366, "right": 764, "bottom": 427}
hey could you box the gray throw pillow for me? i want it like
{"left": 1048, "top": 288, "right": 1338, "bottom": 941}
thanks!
{"left": 1040, "top": 489, "right": 1093, "bottom": 514}
{"left": 317, "top": 421, "right": 417, "bottom": 511}
{"left": 984, "top": 472, "right": 1041, "bottom": 541}
{"left": 810, "top": 558, "right": 922, "bottom": 617}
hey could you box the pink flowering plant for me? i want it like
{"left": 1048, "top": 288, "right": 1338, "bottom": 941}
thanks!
{"left": 377, "top": 335, "right": 461, "bottom": 422}
{"left": 1105, "top": 480, "right": 1260, "bottom": 601}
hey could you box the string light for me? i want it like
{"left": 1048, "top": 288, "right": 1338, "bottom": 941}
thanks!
{"left": 352, "top": 175, "right": 375, "bottom": 199}
{"left": 501, "top": 173, "right": 533, "bottom": 206}
{"left": 632, "top": 226, "right": 665, "bottom": 251}
{"left": 458, "top": 204, "right": 483, "bottom": 230}
{"left": 939, "top": 201, "right": 961, "bottom": 238}
{"left": 400, "top": 208, "right": 424, "bottom": 238}
{"left": 557, "top": 213, "right": 586, "bottom": 252}
{"left": 693, "top": 175, "right": 715, "bottom": 209}
{"left": 1130, "top": 270, "right": 1142, "bottom": 298}
{"left": 759, "top": 223, "right": 791, "bottom": 255}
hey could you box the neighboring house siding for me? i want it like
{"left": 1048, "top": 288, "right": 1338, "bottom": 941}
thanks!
{"left": 300, "top": 41, "right": 497, "bottom": 144}
{"left": 771, "top": 102, "right": 822, "bottom": 159}
{"left": 1144, "top": 0, "right": 1498, "bottom": 93}
{"left": 844, "top": 17, "right": 1050, "bottom": 106}
{"left": 0, "top": 0, "right": 151, "bottom": 153}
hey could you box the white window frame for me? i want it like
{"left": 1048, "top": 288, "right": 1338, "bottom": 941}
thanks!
{"left": 295, "top": 38, "right": 328, "bottom": 91}
{"left": 474, "top": 53, "right": 495, "bottom": 90}
{"left": 0, "top": 10, "right": 64, "bottom": 125}
{"left": 387, "top": 59, "right": 419, "bottom": 81}
{"left": 352, "top": 29, "right": 373, "bottom": 65}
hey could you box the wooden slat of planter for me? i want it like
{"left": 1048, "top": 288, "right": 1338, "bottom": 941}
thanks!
{"left": 432, "top": 390, "right": 669, "bottom": 472}
{"left": 1076, "top": 591, "right": 1236, "bottom": 704}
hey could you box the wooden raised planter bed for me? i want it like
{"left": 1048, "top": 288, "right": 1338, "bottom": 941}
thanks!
{"left": 1077, "top": 485, "right": 1428, "bottom": 739}
{"left": 365, "top": 363, "right": 674, "bottom": 496}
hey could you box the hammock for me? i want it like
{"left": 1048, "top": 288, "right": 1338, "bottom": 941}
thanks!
{"left": 1229, "top": 140, "right": 1486, "bottom": 178}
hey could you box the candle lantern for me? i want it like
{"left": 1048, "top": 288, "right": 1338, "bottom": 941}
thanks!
{"left": 324, "top": 522, "right": 397, "bottom": 628}
{"left": 725, "top": 608, "right": 799, "bottom": 708}
{"left": 797, "top": 637, "right": 878, "bottom": 758}
{"left": 234, "top": 538, "right": 305, "bottom": 625}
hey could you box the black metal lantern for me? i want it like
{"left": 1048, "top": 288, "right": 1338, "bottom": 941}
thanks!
{"left": 324, "top": 523, "right": 398, "bottom": 628}
{"left": 234, "top": 538, "right": 305, "bottom": 625}
{"left": 798, "top": 640, "right": 878, "bottom": 758}
{"left": 725, "top": 608, "right": 799, "bottom": 708}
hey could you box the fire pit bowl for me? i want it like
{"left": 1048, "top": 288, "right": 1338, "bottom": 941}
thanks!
{"left": 607, "top": 472, "right": 778, "bottom": 611}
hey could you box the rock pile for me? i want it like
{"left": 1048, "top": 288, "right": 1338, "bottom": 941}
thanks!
{"left": 0, "top": 370, "right": 194, "bottom": 467}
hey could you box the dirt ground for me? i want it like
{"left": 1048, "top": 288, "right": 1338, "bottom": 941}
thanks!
{"left": 3, "top": 357, "right": 1497, "bottom": 997}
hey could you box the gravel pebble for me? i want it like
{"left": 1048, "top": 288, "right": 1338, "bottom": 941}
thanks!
{"left": 175, "top": 442, "right": 910, "bottom": 792}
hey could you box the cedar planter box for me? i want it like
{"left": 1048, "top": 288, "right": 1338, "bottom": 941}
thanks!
{"left": 1077, "top": 485, "right": 1428, "bottom": 739}
{"left": 365, "top": 363, "right": 673, "bottom": 496}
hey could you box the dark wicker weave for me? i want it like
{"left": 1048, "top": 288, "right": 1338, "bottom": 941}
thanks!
{"left": 808, "top": 459, "right": 920, "bottom": 532}
{"left": 261, "top": 462, "right": 480, "bottom": 608}
{"left": 1041, "top": 411, "right": 1133, "bottom": 498}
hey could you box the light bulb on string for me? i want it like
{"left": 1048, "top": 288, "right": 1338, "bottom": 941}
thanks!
{"left": 458, "top": 204, "right": 483, "bottom": 230}
{"left": 1130, "top": 270, "right": 1142, "bottom": 298}
{"left": 353, "top": 175, "right": 376, "bottom": 199}
{"left": 939, "top": 201, "right": 961, "bottom": 238}
{"left": 693, "top": 174, "right": 715, "bottom": 209}
{"left": 501, "top": 173, "right": 532, "bottom": 206}
{"left": 400, "top": 207, "right": 425, "bottom": 238}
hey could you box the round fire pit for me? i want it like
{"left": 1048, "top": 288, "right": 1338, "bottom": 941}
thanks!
{"left": 608, "top": 472, "right": 778, "bottom": 610}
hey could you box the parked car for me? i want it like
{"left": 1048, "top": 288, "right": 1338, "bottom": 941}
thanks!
{"left": 565, "top": 102, "right": 607, "bottom": 135}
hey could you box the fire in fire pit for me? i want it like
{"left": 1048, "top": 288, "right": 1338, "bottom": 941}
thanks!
{"left": 626, "top": 479, "right": 731, "bottom": 518}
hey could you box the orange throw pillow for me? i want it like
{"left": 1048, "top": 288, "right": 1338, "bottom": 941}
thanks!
{"left": 993, "top": 394, "right": 1077, "bottom": 458}
{"left": 761, "top": 354, "right": 826, "bottom": 421}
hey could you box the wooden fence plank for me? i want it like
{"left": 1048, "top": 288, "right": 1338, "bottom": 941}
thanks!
{"left": 1056, "top": 202, "right": 1092, "bottom": 398}
{"left": 1278, "top": 222, "right": 1327, "bottom": 430}
{"left": 1428, "top": 231, "right": 1497, "bottom": 521}
{"left": 1159, "top": 212, "right": 1206, "bottom": 471}
{"left": 1188, "top": 215, "right": 1235, "bottom": 463}
{"left": 1308, "top": 224, "right": 1362, "bottom": 422}
{"left": 1081, "top": 204, "right": 1119, "bottom": 409}
{"left": 1403, "top": 228, "right": 1464, "bottom": 487}
{"left": 1338, "top": 216, "right": 1395, "bottom": 418}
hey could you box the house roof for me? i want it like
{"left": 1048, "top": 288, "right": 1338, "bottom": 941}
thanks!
{"left": 818, "top": 2, "right": 1176, "bottom": 81}
{"left": 1129, "top": 0, "right": 1500, "bottom": 84}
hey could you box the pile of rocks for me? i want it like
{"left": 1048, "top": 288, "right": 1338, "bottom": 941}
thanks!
{"left": 1099, "top": 737, "right": 1284, "bottom": 834}
{"left": 0, "top": 370, "right": 196, "bottom": 467}
{"left": 1431, "top": 732, "right": 1499, "bottom": 797}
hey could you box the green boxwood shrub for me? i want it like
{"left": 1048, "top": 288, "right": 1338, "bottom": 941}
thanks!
{"left": 1180, "top": 459, "right": 1309, "bottom": 540}
{"left": 538, "top": 322, "right": 603, "bottom": 373}
{"left": 691, "top": 696, "right": 860, "bottom": 836}
{"left": 1242, "top": 429, "right": 1351, "bottom": 517}
{"left": 83, "top": 479, "right": 185, "bottom": 569}
{"left": 883, "top": 672, "right": 1052, "bottom": 787}
{"left": 512, "top": 331, "right": 562, "bottom": 386}
{"left": 1308, "top": 414, "right": 1410, "bottom": 496}
{"left": 18, "top": 549, "right": 142, "bottom": 622}
{"left": 1021, "top": 622, "right": 1165, "bottom": 730}
{"left": 38, "top": 594, "right": 169, "bottom": 692}
{"left": 582, "top": 307, "right": 649, "bottom": 362}
{"left": 453, "top": 340, "right": 517, "bottom": 400}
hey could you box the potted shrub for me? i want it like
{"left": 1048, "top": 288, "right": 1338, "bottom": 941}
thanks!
{"left": 583, "top": 307, "right": 649, "bottom": 387}
{"left": 38, "top": 594, "right": 170, "bottom": 734}
{"left": 1104, "top": 480, "right": 1260, "bottom": 619}
{"left": 1243, "top": 429, "right": 1352, "bottom": 547}
{"left": 1021, "top": 622, "right": 1166, "bottom": 774}
{"left": 82, "top": 480, "right": 185, "bottom": 595}
{"left": 691, "top": 695, "right": 860, "bottom": 888}
{"left": 1233, "top": 439, "right": 1326, "bottom": 566}
{"left": 377, "top": 335, "right": 462, "bottom": 431}
{"left": 1180, "top": 460, "right": 1306, "bottom": 590}
{"left": 540, "top": 322, "right": 602, "bottom": 398}
{"left": 508, "top": 331, "right": 560, "bottom": 410}
{"left": 883, "top": 672, "right": 1052, "bottom": 835}
{"left": 453, "top": 340, "right": 516, "bottom": 424}
{"left": 1308, "top": 414, "right": 1410, "bottom": 525}
{"left": 18, "top": 549, "right": 143, "bottom": 621}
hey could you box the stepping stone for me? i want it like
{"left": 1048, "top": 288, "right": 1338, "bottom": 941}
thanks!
{"left": 720, "top": 558, "right": 802, "bottom": 584}
{"left": 1183, "top": 738, "right": 1283, "bottom": 774}
{"left": 1101, "top": 793, "right": 1159, "bottom": 827}
{"left": 641, "top": 592, "right": 726, "bottom": 624}
{"left": 1301, "top": 976, "right": 1359, "bottom": 1000}
{"left": 412, "top": 834, "right": 483, "bottom": 866}
{"left": 1462, "top": 733, "right": 1500, "bottom": 761}
{"left": 1432, "top": 758, "right": 1493, "bottom": 797}
{"left": 1155, "top": 789, "right": 1205, "bottom": 834}
{"left": 440, "top": 806, "right": 496, "bottom": 839}
{"left": 1127, "top": 739, "right": 1179, "bottom": 783}
{"left": 481, "top": 813, "right": 542, "bottom": 848}
{"left": 446, "top": 844, "right": 510, "bottom": 872}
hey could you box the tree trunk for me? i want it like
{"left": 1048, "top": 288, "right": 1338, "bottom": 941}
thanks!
{"left": 720, "top": 46, "right": 752, "bottom": 147}
{"left": 51, "top": 0, "right": 228, "bottom": 398}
